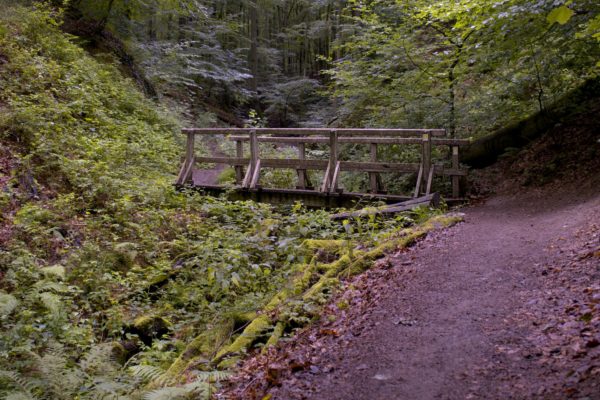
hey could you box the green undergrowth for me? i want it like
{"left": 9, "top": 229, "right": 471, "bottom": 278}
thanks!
{"left": 0, "top": 5, "right": 462, "bottom": 400}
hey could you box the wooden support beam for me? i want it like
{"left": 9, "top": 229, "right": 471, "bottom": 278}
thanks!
{"left": 425, "top": 165, "right": 434, "bottom": 196}
{"left": 250, "top": 159, "right": 261, "bottom": 189}
{"left": 183, "top": 127, "right": 447, "bottom": 137}
{"left": 242, "top": 161, "right": 253, "bottom": 188}
{"left": 328, "top": 130, "right": 338, "bottom": 191}
{"left": 421, "top": 132, "right": 432, "bottom": 196}
{"left": 175, "top": 161, "right": 187, "bottom": 185}
{"left": 369, "top": 143, "right": 378, "bottom": 194}
{"left": 331, "top": 161, "right": 341, "bottom": 193}
{"left": 235, "top": 140, "right": 244, "bottom": 184}
{"left": 414, "top": 164, "right": 423, "bottom": 198}
{"left": 297, "top": 142, "right": 307, "bottom": 189}
{"left": 228, "top": 135, "right": 468, "bottom": 146}
{"left": 320, "top": 163, "right": 331, "bottom": 193}
{"left": 452, "top": 145, "right": 460, "bottom": 198}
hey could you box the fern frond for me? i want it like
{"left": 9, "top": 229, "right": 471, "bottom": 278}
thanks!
{"left": 182, "top": 380, "right": 211, "bottom": 399}
{"left": 5, "top": 392, "right": 36, "bottom": 400}
{"left": 41, "top": 265, "right": 66, "bottom": 279}
{"left": 87, "top": 379, "right": 133, "bottom": 400}
{"left": 141, "top": 387, "right": 189, "bottom": 400}
{"left": 39, "top": 342, "right": 86, "bottom": 397}
{"left": 38, "top": 292, "right": 62, "bottom": 315}
{"left": 0, "top": 370, "right": 41, "bottom": 398}
{"left": 193, "top": 370, "right": 232, "bottom": 383}
{"left": 79, "top": 343, "right": 120, "bottom": 375}
{"left": 129, "top": 365, "right": 172, "bottom": 386}
{"left": 33, "top": 281, "right": 68, "bottom": 293}
{"left": 0, "top": 292, "right": 19, "bottom": 316}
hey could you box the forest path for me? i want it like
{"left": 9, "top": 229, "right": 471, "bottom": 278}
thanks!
{"left": 264, "top": 189, "right": 600, "bottom": 400}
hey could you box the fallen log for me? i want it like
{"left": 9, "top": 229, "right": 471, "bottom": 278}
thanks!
{"left": 330, "top": 193, "right": 440, "bottom": 220}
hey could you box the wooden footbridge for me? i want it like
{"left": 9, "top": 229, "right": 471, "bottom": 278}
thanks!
{"left": 175, "top": 128, "right": 469, "bottom": 208}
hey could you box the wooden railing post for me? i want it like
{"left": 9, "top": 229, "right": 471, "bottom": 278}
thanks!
{"left": 248, "top": 129, "right": 260, "bottom": 188}
{"left": 452, "top": 145, "right": 460, "bottom": 198}
{"left": 176, "top": 130, "right": 196, "bottom": 185}
{"left": 421, "top": 131, "right": 432, "bottom": 195}
{"left": 369, "top": 143, "right": 378, "bottom": 193}
{"left": 235, "top": 140, "right": 244, "bottom": 184}
{"left": 329, "top": 130, "right": 338, "bottom": 192}
{"left": 297, "top": 142, "right": 306, "bottom": 189}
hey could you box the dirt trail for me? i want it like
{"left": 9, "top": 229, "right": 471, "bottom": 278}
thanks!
{"left": 258, "top": 190, "right": 599, "bottom": 400}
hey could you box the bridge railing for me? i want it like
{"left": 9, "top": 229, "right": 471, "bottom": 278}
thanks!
{"left": 176, "top": 128, "right": 469, "bottom": 199}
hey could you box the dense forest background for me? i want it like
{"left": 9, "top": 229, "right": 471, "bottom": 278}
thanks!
{"left": 0, "top": 1, "right": 598, "bottom": 399}
{"left": 62, "top": 0, "right": 599, "bottom": 134}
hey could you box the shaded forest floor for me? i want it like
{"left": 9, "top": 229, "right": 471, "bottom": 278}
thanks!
{"left": 221, "top": 106, "right": 600, "bottom": 399}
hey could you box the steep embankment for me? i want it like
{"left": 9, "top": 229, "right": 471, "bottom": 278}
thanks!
{"left": 224, "top": 94, "right": 600, "bottom": 399}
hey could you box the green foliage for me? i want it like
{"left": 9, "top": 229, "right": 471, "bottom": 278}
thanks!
{"left": 326, "top": 0, "right": 599, "bottom": 137}
{"left": 0, "top": 5, "right": 447, "bottom": 399}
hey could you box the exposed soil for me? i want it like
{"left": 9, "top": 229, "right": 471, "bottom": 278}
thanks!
{"left": 221, "top": 109, "right": 600, "bottom": 399}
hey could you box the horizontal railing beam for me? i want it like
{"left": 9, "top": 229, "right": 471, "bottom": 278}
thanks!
{"left": 182, "top": 127, "right": 446, "bottom": 137}
{"left": 227, "top": 135, "right": 470, "bottom": 146}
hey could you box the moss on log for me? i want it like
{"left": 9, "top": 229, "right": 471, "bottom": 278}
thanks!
{"left": 209, "top": 213, "right": 464, "bottom": 362}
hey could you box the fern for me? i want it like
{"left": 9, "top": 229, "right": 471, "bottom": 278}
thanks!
{"left": 129, "top": 365, "right": 172, "bottom": 386}
{"left": 0, "top": 370, "right": 41, "bottom": 399}
{"left": 38, "top": 292, "right": 62, "bottom": 316}
{"left": 40, "top": 265, "right": 66, "bottom": 280}
{"left": 0, "top": 292, "right": 19, "bottom": 316}
{"left": 193, "top": 370, "right": 232, "bottom": 383}
{"left": 141, "top": 381, "right": 211, "bottom": 400}
{"left": 79, "top": 343, "right": 121, "bottom": 376}
{"left": 32, "top": 281, "right": 68, "bottom": 293}
{"left": 5, "top": 393, "right": 36, "bottom": 400}
{"left": 142, "top": 387, "right": 190, "bottom": 400}
{"left": 85, "top": 379, "right": 133, "bottom": 400}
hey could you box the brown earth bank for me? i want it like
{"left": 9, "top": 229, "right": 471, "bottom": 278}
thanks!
{"left": 219, "top": 108, "right": 600, "bottom": 399}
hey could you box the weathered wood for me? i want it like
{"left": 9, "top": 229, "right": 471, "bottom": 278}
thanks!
{"left": 329, "top": 130, "right": 338, "bottom": 191}
{"left": 297, "top": 142, "right": 307, "bottom": 189}
{"left": 425, "top": 165, "right": 434, "bottom": 196}
{"left": 242, "top": 161, "right": 253, "bottom": 188}
{"left": 196, "top": 156, "right": 250, "bottom": 166}
{"left": 195, "top": 157, "right": 420, "bottom": 172}
{"left": 340, "top": 161, "right": 420, "bottom": 173}
{"left": 176, "top": 131, "right": 196, "bottom": 185}
{"left": 189, "top": 185, "right": 418, "bottom": 208}
{"left": 414, "top": 164, "right": 423, "bottom": 198}
{"left": 175, "top": 161, "right": 188, "bottom": 185}
{"left": 181, "top": 160, "right": 194, "bottom": 185}
{"left": 452, "top": 145, "right": 460, "bottom": 198}
{"left": 186, "top": 131, "right": 195, "bottom": 166}
{"left": 235, "top": 140, "right": 244, "bottom": 184}
{"left": 421, "top": 132, "right": 431, "bottom": 197}
{"left": 249, "top": 129, "right": 258, "bottom": 177}
{"left": 320, "top": 162, "right": 331, "bottom": 193}
{"left": 330, "top": 193, "right": 439, "bottom": 220}
{"left": 369, "top": 143, "right": 378, "bottom": 194}
{"left": 250, "top": 159, "right": 261, "bottom": 189}
{"left": 183, "top": 127, "right": 446, "bottom": 137}
{"left": 177, "top": 126, "right": 468, "bottom": 204}
{"left": 331, "top": 161, "right": 341, "bottom": 193}
{"left": 228, "top": 135, "right": 468, "bottom": 146}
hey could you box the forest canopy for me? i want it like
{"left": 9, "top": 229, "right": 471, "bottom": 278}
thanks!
{"left": 58, "top": 0, "right": 600, "bottom": 134}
